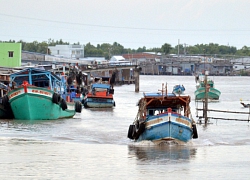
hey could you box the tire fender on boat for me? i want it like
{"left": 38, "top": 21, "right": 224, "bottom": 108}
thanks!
{"left": 192, "top": 124, "right": 198, "bottom": 139}
{"left": 60, "top": 99, "right": 68, "bottom": 110}
{"left": 75, "top": 101, "right": 82, "bottom": 113}
{"left": 52, "top": 93, "right": 61, "bottom": 104}
{"left": 132, "top": 122, "right": 145, "bottom": 140}
{"left": 127, "top": 124, "right": 135, "bottom": 139}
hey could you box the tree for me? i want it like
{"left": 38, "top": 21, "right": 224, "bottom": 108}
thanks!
{"left": 161, "top": 43, "right": 172, "bottom": 55}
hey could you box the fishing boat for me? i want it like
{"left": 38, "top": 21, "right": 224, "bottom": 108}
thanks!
{"left": 127, "top": 83, "right": 198, "bottom": 143}
{"left": 0, "top": 82, "right": 14, "bottom": 119}
{"left": 172, "top": 84, "right": 185, "bottom": 95}
{"left": 64, "top": 69, "right": 88, "bottom": 103}
{"left": 240, "top": 99, "right": 250, "bottom": 108}
{"left": 83, "top": 82, "right": 115, "bottom": 108}
{"left": 240, "top": 102, "right": 250, "bottom": 108}
{"left": 7, "top": 67, "right": 82, "bottom": 120}
{"left": 194, "top": 74, "right": 221, "bottom": 100}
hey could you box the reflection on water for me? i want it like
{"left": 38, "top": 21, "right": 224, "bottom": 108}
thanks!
{"left": 128, "top": 143, "right": 197, "bottom": 163}
{"left": 84, "top": 107, "right": 114, "bottom": 112}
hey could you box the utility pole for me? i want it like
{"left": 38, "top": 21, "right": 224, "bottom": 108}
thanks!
{"left": 178, "top": 39, "right": 180, "bottom": 57}
{"left": 203, "top": 49, "right": 205, "bottom": 74}
{"left": 203, "top": 71, "right": 209, "bottom": 124}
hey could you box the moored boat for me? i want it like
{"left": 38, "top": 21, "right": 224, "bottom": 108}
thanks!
{"left": 0, "top": 82, "right": 14, "bottom": 119}
{"left": 240, "top": 102, "right": 250, "bottom": 108}
{"left": 194, "top": 74, "right": 221, "bottom": 100}
{"left": 83, "top": 83, "right": 115, "bottom": 108}
{"left": 7, "top": 67, "right": 82, "bottom": 120}
{"left": 240, "top": 99, "right": 250, "bottom": 108}
{"left": 127, "top": 83, "right": 198, "bottom": 143}
{"left": 172, "top": 84, "right": 185, "bottom": 95}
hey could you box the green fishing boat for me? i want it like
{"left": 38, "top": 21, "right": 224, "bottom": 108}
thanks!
{"left": 194, "top": 74, "right": 221, "bottom": 100}
{"left": 7, "top": 68, "right": 82, "bottom": 120}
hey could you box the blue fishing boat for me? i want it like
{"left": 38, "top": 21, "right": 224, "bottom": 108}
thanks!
{"left": 127, "top": 83, "right": 198, "bottom": 143}
{"left": 172, "top": 84, "right": 185, "bottom": 95}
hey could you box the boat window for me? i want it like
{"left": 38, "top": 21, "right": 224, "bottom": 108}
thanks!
{"left": 34, "top": 81, "right": 49, "bottom": 87}
{"left": 149, "top": 110, "right": 154, "bottom": 115}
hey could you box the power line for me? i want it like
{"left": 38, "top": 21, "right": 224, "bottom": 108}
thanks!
{"left": 0, "top": 13, "right": 249, "bottom": 32}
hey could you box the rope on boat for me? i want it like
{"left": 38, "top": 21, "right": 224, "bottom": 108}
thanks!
{"left": 134, "top": 98, "right": 147, "bottom": 123}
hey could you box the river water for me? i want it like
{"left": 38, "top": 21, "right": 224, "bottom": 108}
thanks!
{"left": 0, "top": 75, "right": 250, "bottom": 180}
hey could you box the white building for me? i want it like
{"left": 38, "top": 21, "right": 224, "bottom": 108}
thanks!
{"left": 48, "top": 44, "right": 84, "bottom": 59}
{"left": 109, "top": 55, "right": 131, "bottom": 65}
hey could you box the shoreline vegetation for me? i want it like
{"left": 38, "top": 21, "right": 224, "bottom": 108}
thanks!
{"left": 1, "top": 39, "right": 250, "bottom": 59}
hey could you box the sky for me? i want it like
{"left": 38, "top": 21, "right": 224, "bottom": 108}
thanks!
{"left": 0, "top": 0, "right": 250, "bottom": 50}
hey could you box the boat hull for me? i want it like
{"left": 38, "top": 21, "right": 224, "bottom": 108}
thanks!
{"left": 0, "top": 105, "right": 14, "bottom": 119}
{"left": 83, "top": 97, "right": 115, "bottom": 108}
{"left": 195, "top": 87, "right": 221, "bottom": 100}
{"left": 136, "top": 113, "right": 193, "bottom": 143}
{"left": 8, "top": 87, "right": 76, "bottom": 120}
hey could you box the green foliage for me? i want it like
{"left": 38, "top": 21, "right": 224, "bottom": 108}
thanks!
{"left": 161, "top": 43, "right": 172, "bottom": 55}
{"left": 2, "top": 39, "right": 250, "bottom": 58}
{"left": 170, "top": 43, "right": 239, "bottom": 56}
{"left": 236, "top": 46, "right": 250, "bottom": 56}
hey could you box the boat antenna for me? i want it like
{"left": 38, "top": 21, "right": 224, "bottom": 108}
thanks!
{"left": 158, "top": 83, "right": 164, "bottom": 99}
{"left": 165, "top": 83, "right": 167, "bottom": 96}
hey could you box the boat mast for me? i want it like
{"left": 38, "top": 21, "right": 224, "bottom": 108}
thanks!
{"left": 165, "top": 83, "right": 167, "bottom": 96}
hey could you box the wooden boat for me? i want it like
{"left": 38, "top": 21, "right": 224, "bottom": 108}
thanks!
{"left": 0, "top": 82, "right": 14, "bottom": 119}
{"left": 194, "top": 74, "right": 221, "bottom": 100}
{"left": 66, "top": 85, "right": 85, "bottom": 103}
{"left": 7, "top": 67, "right": 82, "bottom": 120}
{"left": 240, "top": 99, "right": 250, "bottom": 108}
{"left": 83, "top": 82, "right": 115, "bottom": 108}
{"left": 127, "top": 83, "right": 198, "bottom": 143}
{"left": 172, "top": 84, "right": 185, "bottom": 95}
{"left": 240, "top": 102, "right": 250, "bottom": 108}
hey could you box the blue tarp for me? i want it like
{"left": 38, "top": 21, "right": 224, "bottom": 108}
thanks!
{"left": 144, "top": 93, "right": 176, "bottom": 97}
{"left": 92, "top": 83, "right": 111, "bottom": 89}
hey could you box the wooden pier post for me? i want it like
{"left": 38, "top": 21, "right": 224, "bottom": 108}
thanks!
{"left": 134, "top": 66, "right": 140, "bottom": 92}
{"left": 204, "top": 71, "right": 209, "bottom": 124}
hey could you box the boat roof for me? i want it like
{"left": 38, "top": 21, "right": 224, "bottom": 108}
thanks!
{"left": 141, "top": 92, "right": 191, "bottom": 109}
{"left": 9, "top": 67, "right": 61, "bottom": 86}
{"left": 144, "top": 92, "right": 176, "bottom": 97}
{"left": 92, "top": 83, "right": 111, "bottom": 89}
{"left": 10, "top": 67, "right": 60, "bottom": 80}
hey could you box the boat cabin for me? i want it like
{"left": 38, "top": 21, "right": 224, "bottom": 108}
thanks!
{"left": 140, "top": 93, "right": 190, "bottom": 118}
{"left": 91, "top": 83, "right": 114, "bottom": 96}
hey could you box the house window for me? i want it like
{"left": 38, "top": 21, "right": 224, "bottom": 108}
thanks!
{"left": 8, "top": 51, "right": 14, "bottom": 58}
{"left": 57, "top": 50, "right": 59, "bottom": 55}
{"left": 72, "top": 50, "right": 75, "bottom": 54}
